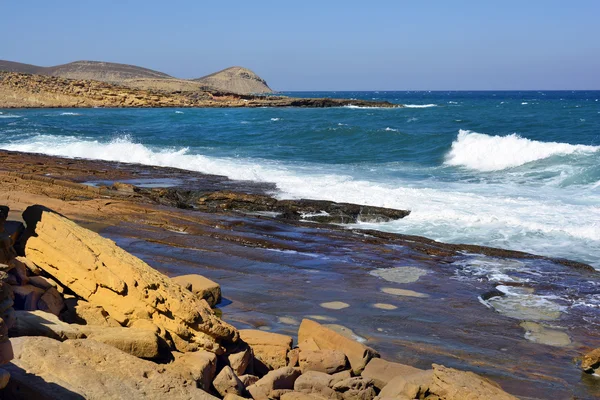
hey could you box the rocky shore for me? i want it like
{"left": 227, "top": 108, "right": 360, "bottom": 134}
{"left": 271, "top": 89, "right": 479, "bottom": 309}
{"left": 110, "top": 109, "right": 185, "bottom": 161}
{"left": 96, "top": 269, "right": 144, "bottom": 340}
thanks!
{"left": 0, "top": 72, "right": 400, "bottom": 109}
{"left": 0, "top": 150, "right": 599, "bottom": 399}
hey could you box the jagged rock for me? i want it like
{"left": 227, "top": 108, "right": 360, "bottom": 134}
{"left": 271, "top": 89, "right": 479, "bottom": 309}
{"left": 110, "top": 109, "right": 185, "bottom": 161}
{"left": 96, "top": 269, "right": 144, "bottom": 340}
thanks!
{"left": 213, "top": 365, "right": 245, "bottom": 397}
{"left": 428, "top": 364, "right": 518, "bottom": 400}
{"left": 299, "top": 349, "right": 348, "bottom": 374}
{"left": 294, "top": 371, "right": 340, "bottom": 399}
{"left": 171, "top": 274, "right": 222, "bottom": 307}
{"left": 21, "top": 205, "right": 238, "bottom": 353}
{"left": 167, "top": 350, "right": 217, "bottom": 391}
{"left": 247, "top": 366, "right": 302, "bottom": 400}
{"left": 228, "top": 347, "right": 252, "bottom": 376}
{"left": 239, "top": 329, "right": 293, "bottom": 370}
{"left": 288, "top": 348, "right": 300, "bottom": 367}
{"left": 298, "top": 319, "right": 378, "bottom": 374}
{"left": 361, "top": 358, "right": 424, "bottom": 390}
{"left": 298, "top": 338, "right": 321, "bottom": 352}
{"left": 4, "top": 336, "right": 218, "bottom": 399}
{"left": 37, "top": 287, "right": 64, "bottom": 316}
{"left": 582, "top": 348, "right": 600, "bottom": 373}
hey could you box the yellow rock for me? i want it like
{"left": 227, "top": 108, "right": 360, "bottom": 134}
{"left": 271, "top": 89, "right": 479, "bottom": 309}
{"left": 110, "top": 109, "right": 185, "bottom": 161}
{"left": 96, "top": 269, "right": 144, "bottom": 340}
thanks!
{"left": 22, "top": 205, "right": 237, "bottom": 353}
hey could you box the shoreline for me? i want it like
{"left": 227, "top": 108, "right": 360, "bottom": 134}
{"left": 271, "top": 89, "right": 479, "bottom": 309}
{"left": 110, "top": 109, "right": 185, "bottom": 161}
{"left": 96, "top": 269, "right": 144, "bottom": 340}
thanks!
{"left": 1, "top": 149, "right": 599, "bottom": 398}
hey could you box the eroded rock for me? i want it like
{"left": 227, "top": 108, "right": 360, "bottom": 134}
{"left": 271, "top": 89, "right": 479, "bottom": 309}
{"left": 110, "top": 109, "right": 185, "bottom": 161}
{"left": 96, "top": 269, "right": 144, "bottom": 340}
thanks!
{"left": 240, "top": 329, "right": 293, "bottom": 370}
{"left": 21, "top": 205, "right": 238, "bottom": 353}
{"left": 428, "top": 364, "right": 518, "bottom": 400}
{"left": 171, "top": 273, "right": 222, "bottom": 307}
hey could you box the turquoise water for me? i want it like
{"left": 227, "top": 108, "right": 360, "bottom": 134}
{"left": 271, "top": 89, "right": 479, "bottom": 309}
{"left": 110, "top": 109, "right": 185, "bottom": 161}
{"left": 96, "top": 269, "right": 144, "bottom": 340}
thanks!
{"left": 1, "top": 91, "right": 599, "bottom": 266}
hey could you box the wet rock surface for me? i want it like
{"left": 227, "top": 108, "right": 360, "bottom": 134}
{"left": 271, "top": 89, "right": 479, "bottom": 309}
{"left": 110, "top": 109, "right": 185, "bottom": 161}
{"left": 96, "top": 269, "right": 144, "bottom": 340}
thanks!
{"left": 1, "top": 151, "right": 600, "bottom": 399}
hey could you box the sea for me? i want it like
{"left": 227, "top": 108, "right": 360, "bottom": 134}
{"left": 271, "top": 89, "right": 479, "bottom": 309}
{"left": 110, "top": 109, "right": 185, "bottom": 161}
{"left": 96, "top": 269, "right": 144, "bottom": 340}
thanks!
{"left": 1, "top": 91, "right": 599, "bottom": 268}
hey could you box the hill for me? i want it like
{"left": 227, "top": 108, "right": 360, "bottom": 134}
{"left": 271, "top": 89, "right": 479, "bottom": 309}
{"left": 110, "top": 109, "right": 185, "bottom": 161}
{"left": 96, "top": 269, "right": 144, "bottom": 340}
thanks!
{"left": 0, "top": 60, "right": 273, "bottom": 95}
{"left": 193, "top": 66, "right": 273, "bottom": 94}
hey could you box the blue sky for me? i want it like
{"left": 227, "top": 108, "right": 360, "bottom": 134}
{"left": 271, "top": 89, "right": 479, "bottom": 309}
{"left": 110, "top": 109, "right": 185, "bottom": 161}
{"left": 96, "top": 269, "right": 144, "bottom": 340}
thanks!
{"left": 1, "top": 1, "right": 598, "bottom": 90}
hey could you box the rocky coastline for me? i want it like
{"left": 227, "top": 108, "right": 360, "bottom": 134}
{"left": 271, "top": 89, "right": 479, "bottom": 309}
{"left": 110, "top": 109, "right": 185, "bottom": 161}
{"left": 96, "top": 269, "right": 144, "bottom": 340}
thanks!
{"left": 0, "top": 72, "right": 400, "bottom": 109}
{"left": 0, "top": 150, "right": 599, "bottom": 399}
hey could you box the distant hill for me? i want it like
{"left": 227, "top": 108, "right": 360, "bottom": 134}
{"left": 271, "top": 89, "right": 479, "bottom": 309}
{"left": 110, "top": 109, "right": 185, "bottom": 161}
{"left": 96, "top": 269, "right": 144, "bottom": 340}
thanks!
{"left": 193, "top": 66, "right": 273, "bottom": 94}
{"left": 0, "top": 60, "right": 273, "bottom": 95}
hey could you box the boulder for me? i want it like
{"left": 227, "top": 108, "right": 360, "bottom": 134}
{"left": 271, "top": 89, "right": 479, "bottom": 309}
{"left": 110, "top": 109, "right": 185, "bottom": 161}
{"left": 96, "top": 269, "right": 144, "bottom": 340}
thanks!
{"left": 247, "top": 366, "right": 302, "bottom": 400}
{"left": 428, "top": 364, "right": 518, "bottom": 400}
{"left": 37, "top": 287, "right": 64, "bottom": 316}
{"left": 294, "top": 371, "right": 340, "bottom": 399}
{"left": 240, "top": 329, "right": 293, "bottom": 370}
{"left": 375, "top": 370, "right": 432, "bottom": 399}
{"left": 329, "top": 370, "right": 352, "bottom": 387}
{"left": 299, "top": 349, "right": 348, "bottom": 374}
{"left": 13, "top": 256, "right": 42, "bottom": 275}
{"left": 82, "top": 326, "right": 166, "bottom": 361}
{"left": 361, "top": 358, "right": 424, "bottom": 390}
{"left": 12, "top": 285, "right": 45, "bottom": 311}
{"left": 27, "top": 275, "right": 56, "bottom": 290}
{"left": 21, "top": 205, "right": 238, "bottom": 353}
{"left": 4, "top": 336, "right": 218, "bottom": 399}
{"left": 288, "top": 348, "right": 300, "bottom": 367}
{"left": 7, "top": 257, "right": 29, "bottom": 285}
{"left": 9, "top": 310, "right": 84, "bottom": 340}
{"left": 171, "top": 274, "right": 222, "bottom": 307}
{"left": 582, "top": 347, "right": 600, "bottom": 373}
{"left": 332, "top": 377, "right": 376, "bottom": 400}
{"left": 239, "top": 374, "right": 259, "bottom": 387}
{"left": 298, "top": 319, "right": 378, "bottom": 374}
{"left": 213, "top": 365, "right": 245, "bottom": 397}
{"left": 228, "top": 347, "right": 252, "bottom": 376}
{"left": 167, "top": 350, "right": 217, "bottom": 391}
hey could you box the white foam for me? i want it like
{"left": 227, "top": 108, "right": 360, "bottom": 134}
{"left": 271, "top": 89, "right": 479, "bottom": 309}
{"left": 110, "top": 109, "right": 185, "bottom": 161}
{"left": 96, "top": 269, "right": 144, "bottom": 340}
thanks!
{"left": 445, "top": 129, "right": 600, "bottom": 171}
{"left": 270, "top": 118, "right": 280, "bottom": 121}
{"left": 344, "top": 105, "right": 384, "bottom": 109}
{"left": 60, "top": 112, "right": 80, "bottom": 116}
{"left": 403, "top": 104, "right": 437, "bottom": 108}
{"left": 2, "top": 134, "right": 599, "bottom": 268}
{"left": 175, "top": 111, "right": 184, "bottom": 114}
{"left": 0, "top": 115, "right": 21, "bottom": 119}
{"left": 384, "top": 127, "right": 398, "bottom": 132}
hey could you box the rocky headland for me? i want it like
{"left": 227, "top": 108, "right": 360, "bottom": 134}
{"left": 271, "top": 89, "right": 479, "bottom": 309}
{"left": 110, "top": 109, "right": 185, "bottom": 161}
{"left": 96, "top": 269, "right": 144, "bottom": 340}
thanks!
{"left": 0, "top": 150, "right": 599, "bottom": 399}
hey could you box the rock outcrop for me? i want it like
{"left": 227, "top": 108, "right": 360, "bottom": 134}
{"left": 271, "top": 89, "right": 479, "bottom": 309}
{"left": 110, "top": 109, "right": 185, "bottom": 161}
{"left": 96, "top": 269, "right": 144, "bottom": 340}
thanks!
{"left": 21, "top": 205, "right": 238, "bottom": 353}
{"left": 193, "top": 66, "right": 273, "bottom": 94}
{"left": 5, "top": 336, "right": 218, "bottom": 400}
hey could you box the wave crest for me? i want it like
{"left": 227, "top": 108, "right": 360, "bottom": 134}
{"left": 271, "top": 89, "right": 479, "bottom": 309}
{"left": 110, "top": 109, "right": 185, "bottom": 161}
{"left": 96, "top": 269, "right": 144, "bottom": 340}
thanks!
{"left": 445, "top": 130, "right": 600, "bottom": 171}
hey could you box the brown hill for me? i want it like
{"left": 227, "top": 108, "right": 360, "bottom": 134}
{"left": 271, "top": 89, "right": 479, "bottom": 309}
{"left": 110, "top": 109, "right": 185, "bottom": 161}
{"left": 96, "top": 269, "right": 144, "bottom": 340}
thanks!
{"left": 0, "top": 60, "right": 272, "bottom": 95}
{"left": 193, "top": 66, "right": 273, "bottom": 94}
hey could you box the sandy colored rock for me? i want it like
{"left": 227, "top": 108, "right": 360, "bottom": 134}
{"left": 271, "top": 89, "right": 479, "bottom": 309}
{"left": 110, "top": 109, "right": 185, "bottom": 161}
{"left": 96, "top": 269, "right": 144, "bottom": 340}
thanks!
{"left": 298, "top": 319, "right": 378, "bottom": 374}
{"left": 361, "top": 358, "right": 424, "bottom": 389}
{"left": 581, "top": 347, "right": 600, "bottom": 373}
{"left": 83, "top": 325, "right": 165, "bottom": 360}
{"left": 240, "top": 329, "right": 293, "bottom": 370}
{"left": 171, "top": 273, "right": 222, "bottom": 307}
{"left": 288, "top": 348, "right": 300, "bottom": 367}
{"left": 168, "top": 350, "right": 217, "bottom": 391}
{"left": 213, "top": 365, "right": 245, "bottom": 397}
{"left": 332, "top": 377, "right": 376, "bottom": 400}
{"left": 5, "top": 336, "right": 217, "bottom": 399}
{"left": 294, "top": 371, "right": 340, "bottom": 399}
{"left": 299, "top": 349, "right": 348, "bottom": 374}
{"left": 22, "top": 205, "right": 237, "bottom": 352}
{"left": 239, "top": 374, "right": 259, "bottom": 387}
{"left": 9, "top": 310, "right": 84, "bottom": 340}
{"left": 428, "top": 364, "right": 518, "bottom": 400}
{"left": 372, "top": 303, "right": 397, "bottom": 310}
{"left": 223, "top": 394, "right": 247, "bottom": 400}
{"left": 281, "top": 393, "right": 324, "bottom": 400}
{"left": 520, "top": 321, "right": 571, "bottom": 347}
{"left": 298, "top": 338, "right": 321, "bottom": 352}
{"left": 63, "top": 298, "right": 122, "bottom": 327}
{"left": 376, "top": 369, "right": 433, "bottom": 399}
{"left": 248, "top": 366, "right": 302, "bottom": 400}
{"left": 228, "top": 347, "right": 252, "bottom": 376}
